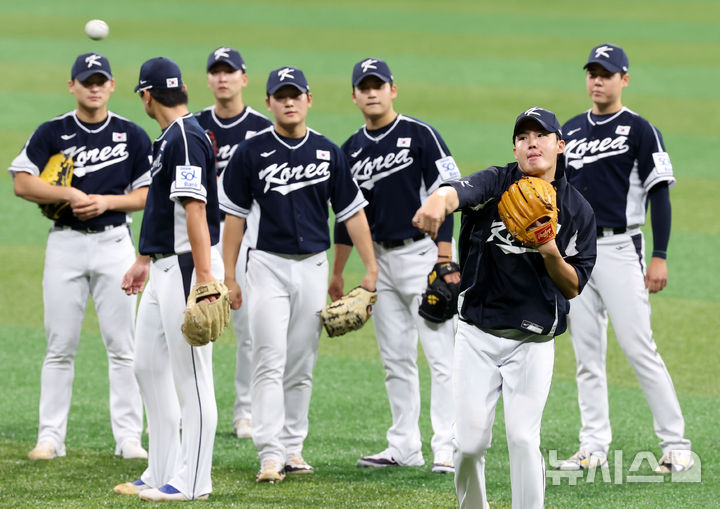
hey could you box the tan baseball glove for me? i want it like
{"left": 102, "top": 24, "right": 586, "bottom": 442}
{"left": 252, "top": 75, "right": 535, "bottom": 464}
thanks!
{"left": 319, "top": 286, "right": 378, "bottom": 338}
{"left": 497, "top": 176, "right": 558, "bottom": 247}
{"left": 181, "top": 280, "right": 231, "bottom": 346}
{"left": 38, "top": 152, "right": 74, "bottom": 220}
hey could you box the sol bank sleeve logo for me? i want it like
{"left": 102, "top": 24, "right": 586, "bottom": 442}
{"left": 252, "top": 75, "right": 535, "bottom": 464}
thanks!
{"left": 175, "top": 165, "right": 202, "bottom": 190}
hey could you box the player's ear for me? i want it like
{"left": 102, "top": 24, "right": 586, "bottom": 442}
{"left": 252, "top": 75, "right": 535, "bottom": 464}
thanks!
{"left": 306, "top": 92, "right": 313, "bottom": 108}
{"left": 556, "top": 138, "right": 565, "bottom": 154}
{"left": 108, "top": 78, "right": 116, "bottom": 93}
{"left": 265, "top": 96, "right": 271, "bottom": 110}
{"left": 621, "top": 72, "right": 630, "bottom": 88}
{"left": 390, "top": 83, "right": 398, "bottom": 99}
{"left": 241, "top": 73, "right": 248, "bottom": 87}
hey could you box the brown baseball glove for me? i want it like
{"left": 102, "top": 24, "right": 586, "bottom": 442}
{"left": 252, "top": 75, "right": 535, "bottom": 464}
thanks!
{"left": 319, "top": 286, "right": 377, "bottom": 338}
{"left": 181, "top": 280, "right": 231, "bottom": 346}
{"left": 497, "top": 176, "right": 558, "bottom": 247}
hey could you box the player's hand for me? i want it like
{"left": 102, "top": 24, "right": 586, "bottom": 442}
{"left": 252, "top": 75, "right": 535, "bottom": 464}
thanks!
{"left": 65, "top": 187, "right": 90, "bottom": 208}
{"left": 329, "top": 274, "right": 345, "bottom": 302}
{"left": 121, "top": 256, "right": 150, "bottom": 295}
{"left": 412, "top": 192, "right": 447, "bottom": 239}
{"left": 224, "top": 277, "right": 243, "bottom": 309}
{"left": 72, "top": 194, "right": 109, "bottom": 221}
{"left": 195, "top": 273, "right": 219, "bottom": 302}
{"left": 645, "top": 256, "right": 668, "bottom": 294}
{"left": 360, "top": 270, "right": 378, "bottom": 296}
{"left": 442, "top": 269, "right": 461, "bottom": 284}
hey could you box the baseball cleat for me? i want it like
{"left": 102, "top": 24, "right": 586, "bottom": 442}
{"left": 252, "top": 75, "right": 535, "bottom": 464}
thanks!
{"left": 557, "top": 449, "right": 607, "bottom": 470}
{"left": 357, "top": 448, "right": 425, "bottom": 468}
{"left": 28, "top": 441, "right": 57, "bottom": 461}
{"left": 256, "top": 459, "right": 286, "bottom": 483}
{"left": 120, "top": 439, "right": 148, "bottom": 460}
{"left": 285, "top": 453, "right": 314, "bottom": 475}
{"left": 139, "top": 484, "right": 208, "bottom": 501}
{"left": 655, "top": 450, "right": 695, "bottom": 473}
{"left": 233, "top": 418, "right": 252, "bottom": 439}
{"left": 113, "top": 478, "right": 149, "bottom": 495}
{"left": 431, "top": 450, "right": 454, "bottom": 474}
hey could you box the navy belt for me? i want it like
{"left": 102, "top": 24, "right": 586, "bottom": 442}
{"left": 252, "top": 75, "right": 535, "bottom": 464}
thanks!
{"left": 54, "top": 222, "right": 125, "bottom": 234}
{"left": 596, "top": 225, "right": 640, "bottom": 238}
{"left": 149, "top": 253, "right": 175, "bottom": 262}
{"left": 376, "top": 234, "right": 426, "bottom": 249}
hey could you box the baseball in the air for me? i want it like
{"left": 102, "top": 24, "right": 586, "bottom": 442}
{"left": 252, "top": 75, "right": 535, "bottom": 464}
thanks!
{"left": 85, "top": 19, "right": 109, "bottom": 40}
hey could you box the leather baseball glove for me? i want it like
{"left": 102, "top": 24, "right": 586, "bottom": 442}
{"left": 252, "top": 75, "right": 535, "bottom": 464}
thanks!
{"left": 419, "top": 261, "right": 461, "bottom": 323}
{"left": 319, "top": 286, "right": 377, "bottom": 338}
{"left": 38, "top": 152, "right": 74, "bottom": 220}
{"left": 497, "top": 176, "right": 558, "bottom": 247}
{"left": 181, "top": 280, "right": 231, "bottom": 346}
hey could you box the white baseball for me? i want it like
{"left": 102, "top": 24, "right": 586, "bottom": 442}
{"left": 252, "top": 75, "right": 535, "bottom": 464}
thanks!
{"left": 85, "top": 19, "right": 109, "bottom": 40}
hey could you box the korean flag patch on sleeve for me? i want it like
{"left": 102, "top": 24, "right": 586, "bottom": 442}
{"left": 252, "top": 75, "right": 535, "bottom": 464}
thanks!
{"left": 435, "top": 156, "right": 461, "bottom": 181}
{"left": 175, "top": 165, "right": 202, "bottom": 190}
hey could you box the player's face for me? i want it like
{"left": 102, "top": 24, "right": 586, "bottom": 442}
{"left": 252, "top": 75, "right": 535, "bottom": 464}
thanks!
{"left": 207, "top": 63, "right": 247, "bottom": 101}
{"left": 352, "top": 77, "right": 397, "bottom": 119}
{"left": 266, "top": 86, "right": 312, "bottom": 136}
{"left": 513, "top": 126, "right": 565, "bottom": 179}
{"left": 69, "top": 74, "right": 114, "bottom": 111}
{"left": 586, "top": 63, "right": 629, "bottom": 111}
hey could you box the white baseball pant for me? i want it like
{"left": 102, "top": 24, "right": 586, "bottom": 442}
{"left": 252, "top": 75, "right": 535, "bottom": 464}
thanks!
{"left": 453, "top": 320, "right": 553, "bottom": 509}
{"left": 372, "top": 236, "right": 455, "bottom": 464}
{"left": 247, "top": 250, "right": 328, "bottom": 464}
{"left": 567, "top": 230, "right": 690, "bottom": 455}
{"left": 39, "top": 225, "right": 143, "bottom": 456}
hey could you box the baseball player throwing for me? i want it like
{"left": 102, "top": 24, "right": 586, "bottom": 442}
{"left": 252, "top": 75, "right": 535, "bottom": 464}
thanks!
{"left": 557, "top": 43, "right": 693, "bottom": 473}
{"left": 332, "top": 58, "right": 460, "bottom": 473}
{"left": 114, "top": 57, "right": 222, "bottom": 501}
{"left": 195, "top": 46, "right": 273, "bottom": 440}
{"left": 413, "top": 107, "right": 596, "bottom": 508}
{"left": 9, "top": 53, "right": 150, "bottom": 462}
{"left": 220, "top": 66, "right": 377, "bottom": 483}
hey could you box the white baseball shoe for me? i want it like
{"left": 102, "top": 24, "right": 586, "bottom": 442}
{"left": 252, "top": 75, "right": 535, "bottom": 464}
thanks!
{"left": 28, "top": 441, "right": 57, "bottom": 461}
{"left": 139, "top": 484, "right": 209, "bottom": 501}
{"left": 120, "top": 439, "right": 148, "bottom": 459}
{"left": 113, "top": 478, "right": 150, "bottom": 495}
{"left": 285, "top": 453, "right": 314, "bottom": 475}
{"left": 357, "top": 448, "right": 425, "bottom": 468}
{"left": 557, "top": 449, "right": 607, "bottom": 470}
{"left": 655, "top": 450, "right": 695, "bottom": 473}
{"left": 256, "top": 459, "right": 286, "bottom": 483}
{"left": 233, "top": 418, "right": 252, "bottom": 439}
{"left": 431, "top": 450, "right": 455, "bottom": 474}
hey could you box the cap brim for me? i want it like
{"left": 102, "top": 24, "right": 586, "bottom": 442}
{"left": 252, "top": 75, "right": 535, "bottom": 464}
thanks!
{"left": 207, "top": 58, "right": 244, "bottom": 72}
{"left": 74, "top": 70, "right": 112, "bottom": 82}
{"left": 267, "top": 82, "right": 308, "bottom": 95}
{"left": 513, "top": 116, "right": 560, "bottom": 139}
{"left": 584, "top": 59, "right": 623, "bottom": 73}
{"left": 352, "top": 72, "right": 392, "bottom": 87}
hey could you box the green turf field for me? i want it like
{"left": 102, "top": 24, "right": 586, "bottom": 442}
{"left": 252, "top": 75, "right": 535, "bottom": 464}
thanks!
{"left": 1, "top": 0, "right": 718, "bottom": 507}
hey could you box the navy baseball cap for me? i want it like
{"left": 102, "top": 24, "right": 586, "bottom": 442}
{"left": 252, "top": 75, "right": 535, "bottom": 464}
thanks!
{"left": 71, "top": 53, "right": 112, "bottom": 82}
{"left": 352, "top": 57, "right": 393, "bottom": 86}
{"left": 584, "top": 43, "right": 629, "bottom": 74}
{"left": 207, "top": 46, "right": 246, "bottom": 72}
{"left": 134, "top": 57, "right": 184, "bottom": 92}
{"left": 512, "top": 107, "right": 562, "bottom": 141}
{"left": 266, "top": 66, "right": 309, "bottom": 94}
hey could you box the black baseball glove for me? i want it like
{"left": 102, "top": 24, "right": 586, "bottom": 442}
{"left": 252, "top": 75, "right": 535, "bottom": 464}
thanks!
{"left": 418, "top": 261, "right": 460, "bottom": 323}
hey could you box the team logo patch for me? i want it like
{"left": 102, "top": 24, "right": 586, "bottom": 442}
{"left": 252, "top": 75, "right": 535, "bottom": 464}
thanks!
{"left": 397, "top": 137, "right": 411, "bottom": 148}
{"left": 175, "top": 165, "right": 202, "bottom": 190}
{"left": 316, "top": 149, "right": 330, "bottom": 161}
{"left": 166, "top": 77, "right": 179, "bottom": 88}
{"left": 616, "top": 125, "right": 631, "bottom": 135}
{"left": 652, "top": 151, "right": 673, "bottom": 174}
{"left": 112, "top": 132, "right": 127, "bottom": 142}
{"left": 435, "top": 156, "right": 461, "bottom": 181}
{"left": 245, "top": 130, "right": 257, "bottom": 139}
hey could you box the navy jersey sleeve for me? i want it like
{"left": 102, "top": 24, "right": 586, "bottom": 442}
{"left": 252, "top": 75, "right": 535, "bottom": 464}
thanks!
{"left": 634, "top": 118, "right": 676, "bottom": 191}
{"left": 561, "top": 188, "right": 597, "bottom": 294}
{"left": 8, "top": 122, "right": 57, "bottom": 175}
{"left": 219, "top": 143, "right": 253, "bottom": 217}
{"left": 329, "top": 145, "right": 367, "bottom": 223}
{"left": 128, "top": 123, "right": 153, "bottom": 189}
{"left": 449, "top": 166, "right": 505, "bottom": 211}
{"left": 168, "top": 127, "right": 213, "bottom": 204}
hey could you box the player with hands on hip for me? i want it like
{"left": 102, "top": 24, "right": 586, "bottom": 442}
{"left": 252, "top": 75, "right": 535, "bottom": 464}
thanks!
{"left": 414, "top": 107, "right": 597, "bottom": 509}
{"left": 220, "top": 66, "right": 377, "bottom": 483}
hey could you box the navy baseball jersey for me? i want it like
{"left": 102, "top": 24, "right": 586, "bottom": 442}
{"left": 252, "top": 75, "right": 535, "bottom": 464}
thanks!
{"left": 8, "top": 110, "right": 152, "bottom": 228}
{"left": 335, "top": 114, "right": 460, "bottom": 244}
{"left": 220, "top": 127, "right": 367, "bottom": 255}
{"left": 448, "top": 164, "right": 596, "bottom": 337}
{"left": 139, "top": 114, "right": 220, "bottom": 255}
{"left": 562, "top": 107, "right": 676, "bottom": 229}
{"left": 194, "top": 105, "right": 272, "bottom": 176}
